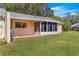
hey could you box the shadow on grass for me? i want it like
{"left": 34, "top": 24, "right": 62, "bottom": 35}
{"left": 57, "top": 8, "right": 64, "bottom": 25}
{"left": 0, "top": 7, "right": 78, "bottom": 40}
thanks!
{"left": 0, "top": 41, "right": 7, "bottom": 46}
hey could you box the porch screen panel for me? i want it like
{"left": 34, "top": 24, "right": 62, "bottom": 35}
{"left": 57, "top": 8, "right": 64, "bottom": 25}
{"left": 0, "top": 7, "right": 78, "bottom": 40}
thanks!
{"left": 55, "top": 23, "right": 57, "bottom": 31}
{"left": 41, "top": 22, "right": 44, "bottom": 32}
{"left": 53, "top": 22, "right": 57, "bottom": 31}
{"left": 48, "top": 22, "right": 52, "bottom": 32}
{"left": 44, "top": 22, "right": 46, "bottom": 32}
{"left": 41, "top": 22, "right": 46, "bottom": 32}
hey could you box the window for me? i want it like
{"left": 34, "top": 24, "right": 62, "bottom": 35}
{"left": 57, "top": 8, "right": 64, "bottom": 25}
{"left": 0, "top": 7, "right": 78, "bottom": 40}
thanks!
{"left": 15, "top": 22, "right": 21, "bottom": 28}
{"left": 15, "top": 22, "right": 26, "bottom": 28}
{"left": 22, "top": 23, "right": 26, "bottom": 28}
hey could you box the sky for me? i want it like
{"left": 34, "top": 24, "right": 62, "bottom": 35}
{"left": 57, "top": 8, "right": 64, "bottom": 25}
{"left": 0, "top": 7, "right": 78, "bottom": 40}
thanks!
{"left": 48, "top": 3, "right": 79, "bottom": 17}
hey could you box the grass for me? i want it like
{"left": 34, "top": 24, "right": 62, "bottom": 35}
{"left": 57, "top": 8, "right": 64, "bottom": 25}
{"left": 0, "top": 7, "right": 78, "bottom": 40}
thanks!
{"left": 0, "top": 31, "right": 79, "bottom": 56}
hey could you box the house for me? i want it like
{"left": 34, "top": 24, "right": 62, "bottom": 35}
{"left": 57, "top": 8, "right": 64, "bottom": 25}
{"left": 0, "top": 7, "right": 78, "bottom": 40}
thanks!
{"left": 0, "top": 8, "right": 62, "bottom": 43}
{"left": 72, "top": 23, "right": 79, "bottom": 31}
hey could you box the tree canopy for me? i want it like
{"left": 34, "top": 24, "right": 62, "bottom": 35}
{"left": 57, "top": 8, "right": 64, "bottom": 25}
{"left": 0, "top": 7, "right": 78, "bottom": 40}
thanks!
{"left": 6, "top": 3, "right": 54, "bottom": 17}
{"left": 0, "top": 3, "right": 6, "bottom": 8}
{"left": 62, "top": 12, "right": 79, "bottom": 31}
{"left": 50, "top": 16, "right": 64, "bottom": 22}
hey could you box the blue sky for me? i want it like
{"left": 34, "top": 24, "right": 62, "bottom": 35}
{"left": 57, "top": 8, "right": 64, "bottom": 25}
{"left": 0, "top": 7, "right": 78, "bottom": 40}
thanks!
{"left": 48, "top": 3, "right": 79, "bottom": 17}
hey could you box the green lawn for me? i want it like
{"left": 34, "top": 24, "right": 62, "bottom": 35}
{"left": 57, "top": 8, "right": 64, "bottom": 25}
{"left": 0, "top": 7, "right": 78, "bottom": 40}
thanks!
{"left": 0, "top": 31, "right": 79, "bottom": 56}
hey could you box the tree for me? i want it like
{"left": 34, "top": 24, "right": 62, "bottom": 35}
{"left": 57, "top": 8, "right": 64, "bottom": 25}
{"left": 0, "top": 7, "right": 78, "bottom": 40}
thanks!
{"left": 0, "top": 3, "right": 6, "bottom": 8}
{"left": 62, "top": 12, "right": 79, "bottom": 31}
{"left": 64, "top": 12, "right": 79, "bottom": 24}
{"left": 63, "top": 20, "right": 72, "bottom": 31}
{"left": 50, "top": 16, "right": 64, "bottom": 22}
{"left": 6, "top": 3, "right": 54, "bottom": 17}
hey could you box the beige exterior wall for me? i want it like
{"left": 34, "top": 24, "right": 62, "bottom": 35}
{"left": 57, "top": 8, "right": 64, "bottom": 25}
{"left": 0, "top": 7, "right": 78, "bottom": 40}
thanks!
{"left": 57, "top": 24, "right": 62, "bottom": 33}
{"left": 11, "top": 19, "right": 35, "bottom": 36}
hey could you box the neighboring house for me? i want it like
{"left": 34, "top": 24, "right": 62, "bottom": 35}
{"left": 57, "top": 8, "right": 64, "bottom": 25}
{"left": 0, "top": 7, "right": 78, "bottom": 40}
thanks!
{"left": 72, "top": 23, "right": 79, "bottom": 31}
{"left": 0, "top": 8, "right": 62, "bottom": 43}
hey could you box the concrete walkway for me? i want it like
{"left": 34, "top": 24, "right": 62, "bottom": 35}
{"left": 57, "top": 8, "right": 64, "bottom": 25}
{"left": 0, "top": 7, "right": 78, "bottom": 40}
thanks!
{"left": 14, "top": 34, "right": 40, "bottom": 38}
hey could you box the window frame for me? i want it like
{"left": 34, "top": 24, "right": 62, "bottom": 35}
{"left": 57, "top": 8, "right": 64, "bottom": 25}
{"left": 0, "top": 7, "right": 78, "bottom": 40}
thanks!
{"left": 15, "top": 22, "right": 26, "bottom": 28}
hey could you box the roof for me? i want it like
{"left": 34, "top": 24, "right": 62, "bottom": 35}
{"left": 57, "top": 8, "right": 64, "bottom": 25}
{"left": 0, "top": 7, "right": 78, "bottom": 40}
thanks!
{"left": 72, "top": 23, "right": 79, "bottom": 27}
{"left": 10, "top": 12, "right": 61, "bottom": 23}
{"left": 72, "top": 23, "right": 79, "bottom": 31}
{"left": 0, "top": 8, "right": 62, "bottom": 23}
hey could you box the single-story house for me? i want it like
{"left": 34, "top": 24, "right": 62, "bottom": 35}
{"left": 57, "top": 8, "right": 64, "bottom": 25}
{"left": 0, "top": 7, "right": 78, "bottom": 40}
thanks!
{"left": 0, "top": 8, "right": 62, "bottom": 43}
{"left": 72, "top": 23, "right": 79, "bottom": 31}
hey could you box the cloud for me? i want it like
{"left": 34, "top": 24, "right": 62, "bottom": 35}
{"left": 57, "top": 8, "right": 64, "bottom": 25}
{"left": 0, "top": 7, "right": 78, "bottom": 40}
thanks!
{"left": 50, "top": 6, "right": 78, "bottom": 17}
{"left": 51, "top": 6, "right": 64, "bottom": 11}
{"left": 70, "top": 12, "right": 77, "bottom": 15}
